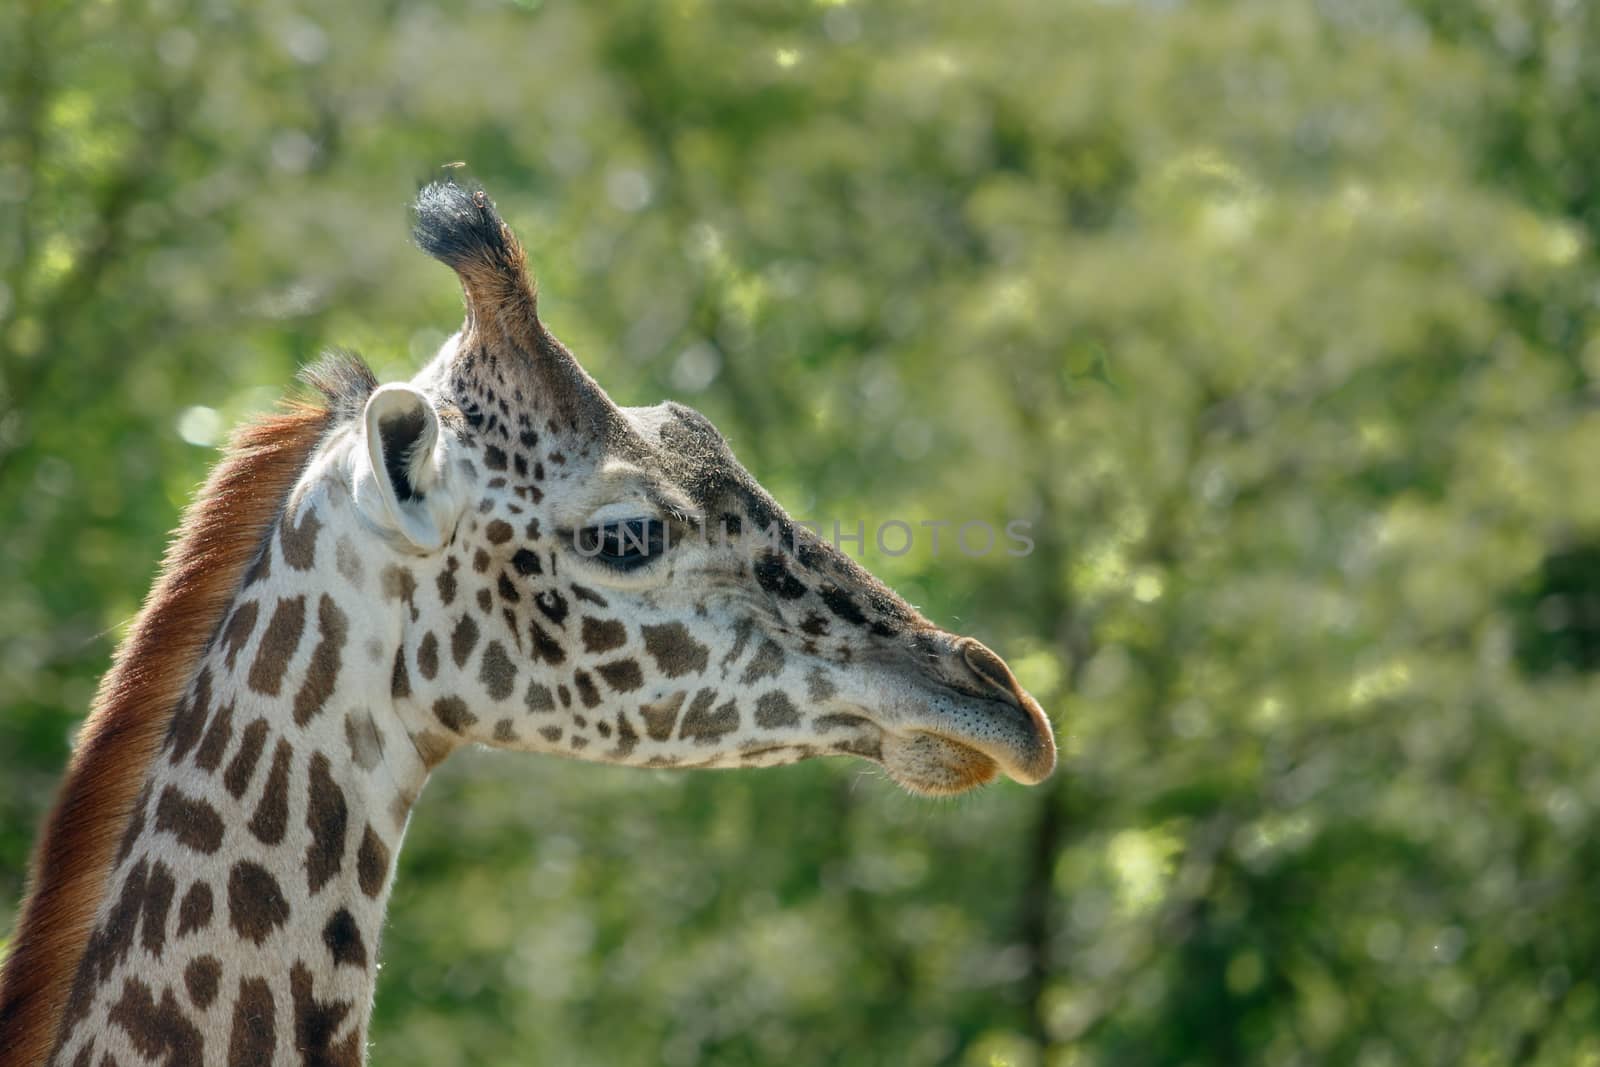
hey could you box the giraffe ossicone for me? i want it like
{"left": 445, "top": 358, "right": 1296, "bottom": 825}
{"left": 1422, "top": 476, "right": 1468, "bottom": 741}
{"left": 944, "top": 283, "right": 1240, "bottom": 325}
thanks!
{"left": 0, "top": 181, "right": 1055, "bottom": 1066}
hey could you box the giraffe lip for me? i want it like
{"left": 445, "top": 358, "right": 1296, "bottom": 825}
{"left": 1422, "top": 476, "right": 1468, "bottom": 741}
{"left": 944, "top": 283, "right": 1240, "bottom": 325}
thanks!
{"left": 874, "top": 689, "right": 1056, "bottom": 795}
{"left": 917, "top": 722, "right": 1054, "bottom": 787}
{"left": 818, "top": 680, "right": 1055, "bottom": 795}
{"left": 898, "top": 690, "right": 1056, "bottom": 791}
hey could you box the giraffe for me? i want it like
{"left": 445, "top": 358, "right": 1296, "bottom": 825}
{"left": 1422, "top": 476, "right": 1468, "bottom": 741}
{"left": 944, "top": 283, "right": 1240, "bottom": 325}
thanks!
{"left": 0, "top": 181, "right": 1056, "bottom": 1066}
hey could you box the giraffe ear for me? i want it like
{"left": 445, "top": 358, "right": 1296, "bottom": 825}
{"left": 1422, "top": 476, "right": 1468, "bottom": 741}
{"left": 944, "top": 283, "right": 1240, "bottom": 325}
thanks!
{"left": 355, "top": 384, "right": 457, "bottom": 551}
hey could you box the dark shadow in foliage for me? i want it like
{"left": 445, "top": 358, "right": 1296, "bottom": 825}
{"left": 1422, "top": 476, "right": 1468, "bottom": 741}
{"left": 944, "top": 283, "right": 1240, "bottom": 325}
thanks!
{"left": 1510, "top": 542, "right": 1600, "bottom": 675}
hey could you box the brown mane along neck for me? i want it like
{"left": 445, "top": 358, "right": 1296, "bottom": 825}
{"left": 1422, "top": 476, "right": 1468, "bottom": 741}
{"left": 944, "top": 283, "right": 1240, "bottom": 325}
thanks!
{"left": 0, "top": 357, "right": 369, "bottom": 1067}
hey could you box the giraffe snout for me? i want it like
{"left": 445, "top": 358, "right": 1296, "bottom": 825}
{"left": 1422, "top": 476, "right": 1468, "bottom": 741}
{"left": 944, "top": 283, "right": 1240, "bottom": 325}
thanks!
{"left": 874, "top": 635, "right": 1058, "bottom": 793}
{"left": 948, "top": 637, "right": 1057, "bottom": 785}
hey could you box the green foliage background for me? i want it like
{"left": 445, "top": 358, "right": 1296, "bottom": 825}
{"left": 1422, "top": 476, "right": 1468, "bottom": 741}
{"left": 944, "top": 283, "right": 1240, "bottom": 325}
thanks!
{"left": 4, "top": 1, "right": 1600, "bottom": 1063}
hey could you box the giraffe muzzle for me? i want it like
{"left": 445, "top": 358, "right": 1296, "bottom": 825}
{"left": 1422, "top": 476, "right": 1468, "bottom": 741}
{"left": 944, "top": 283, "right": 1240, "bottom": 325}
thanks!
{"left": 951, "top": 637, "right": 1057, "bottom": 785}
{"left": 875, "top": 636, "right": 1057, "bottom": 795}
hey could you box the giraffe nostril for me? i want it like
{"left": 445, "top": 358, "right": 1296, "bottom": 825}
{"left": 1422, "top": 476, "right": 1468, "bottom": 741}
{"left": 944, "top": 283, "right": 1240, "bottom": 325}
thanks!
{"left": 959, "top": 638, "right": 1017, "bottom": 697}
{"left": 924, "top": 635, "right": 1056, "bottom": 786}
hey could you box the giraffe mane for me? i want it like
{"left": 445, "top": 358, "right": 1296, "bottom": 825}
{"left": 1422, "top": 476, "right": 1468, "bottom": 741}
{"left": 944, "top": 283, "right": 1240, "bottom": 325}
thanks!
{"left": 0, "top": 352, "right": 374, "bottom": 1067}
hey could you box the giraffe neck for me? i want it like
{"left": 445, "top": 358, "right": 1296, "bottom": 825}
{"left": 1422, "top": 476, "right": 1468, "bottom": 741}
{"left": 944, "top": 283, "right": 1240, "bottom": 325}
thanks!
{"left": 49, "top": 466, "right": 438, "bottom": 1067}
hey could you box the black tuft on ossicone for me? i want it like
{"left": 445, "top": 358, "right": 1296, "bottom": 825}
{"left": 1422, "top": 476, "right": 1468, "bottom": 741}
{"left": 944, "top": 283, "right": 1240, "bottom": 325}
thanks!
{"left": 411, "top": 174, "right": 585, "bottom": 389}
{"left": 412, "top": 179, "right": 524, "bottom": 277}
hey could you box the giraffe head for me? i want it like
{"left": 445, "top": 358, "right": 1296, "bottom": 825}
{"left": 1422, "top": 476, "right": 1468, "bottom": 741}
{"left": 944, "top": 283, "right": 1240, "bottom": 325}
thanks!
{"left": 350, "top": 182, "right": 1054, "bottom": 795}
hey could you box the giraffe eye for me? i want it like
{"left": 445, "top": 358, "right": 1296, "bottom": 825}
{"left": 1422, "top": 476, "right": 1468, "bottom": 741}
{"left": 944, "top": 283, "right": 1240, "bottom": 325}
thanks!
{"left": 576, "top": 519, "right": 669, "bottom": 570}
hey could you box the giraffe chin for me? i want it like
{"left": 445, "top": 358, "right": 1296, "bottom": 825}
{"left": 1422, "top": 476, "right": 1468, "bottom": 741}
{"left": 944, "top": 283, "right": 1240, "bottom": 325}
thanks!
{"left": 879, "top": 732, "right": 1004, "bottom": 797}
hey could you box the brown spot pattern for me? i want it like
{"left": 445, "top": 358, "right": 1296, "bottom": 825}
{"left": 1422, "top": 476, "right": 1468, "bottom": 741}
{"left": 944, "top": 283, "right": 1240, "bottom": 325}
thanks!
{"left": 306, "top": 752, "right": 349, "bottom": 894}
{"left": 106, "top": 976, "right": 202, "bottom": 1067}
{"left": 248, "top": 595, "right": 306, "bottom": 696}
{"left": 739, "top": 639, "right": 785, "bottom": 685}
{"left": 248, "top": 739, "right": 293, "bottom": 845}
{"left": 224, "top": 718, "right": 270, "bottom": 799}
{"left": 228, "top": 977, "right": 275, "bottom": 1067}
{"left": 755, "top": 692, "right": 801, "bottom": 729}
{"left": 165, "top": 668, "right": 212, "bottom": 764}
{"left": 381, "top": 564, "right": 418, "bottom": 622}
{"left": 68, "top": 858, "right": 150, "bottom": 1016}
{"left": 640, "top": 692, "right": 687, "bottom": 742}
{"left": 185, "top": 956, "right": 222, "bottom": 1010}
{"left": 322, "top": 908, "right": 368, "bottom": 968}
{"left": 642, "top": 622, "right": 710, "bottom": 677}
{"left": 227, "top": 861, "right": 290, "bottom": 944}
{"left": 219, "top": 602, "right": 259, "bottom": 670}
{"left": 609, "top": 712, "right": 640, "bottom": 759}
{"left": 357, "top": 825, "right": 390, "bottom": 898}
{"left": 194, "top": 698, "right": 235, "bottom": 773}
{"left": 432, "top": 697, "right": 477, "bottom": 734}
{"left": 479, "top": 640, "right": 517, "bottom": 700}
{"left": 754, "top": 551, "right": 807, "bottom": 599}
{"left": 391, "top": 646, "right": 411, "bottom": 698}
{"left": 581, "top": 617, "right": 626, "bottom": 653}
{"left": 293, "top": 594, "right": 348, "bottom": 725}
{"left": 437, "top": 556, "right": 459, "bottom": 605}
{"left": 417, "top": 631, "right": 439, "bottom": 680}
{"left": 524, "top": 681, "right": 555, "bottom": 713}
{"left": 451, "top": 614, "right": 479, "bottom": 668}
{"left": 139, "top": 860, "right": 177, "bottom": 958}
{"left": 574, "top": 671, "right": 601, "bottom": 709}
{"left": 805, "top": 667, "right": 837, "bottom": 702}
{"left": 529, "top": 620, "right": 565, "bottom": 664}
{"left": 154, "top": 786, "right": 224, "bottom": 854}
{"left": 819, "top": 583, "right": 867, "bottom": 625}
{"left": 679, "top": 688, "right": 739, "bottom": 743}
{"left": 177, "top": 881, "right": 213, "bottom": 938}
{"left": 280, "top": 502, "right": 323, "bottom": 570}
{"left": 596, "top": 659, "right": 644, "bottom": 692}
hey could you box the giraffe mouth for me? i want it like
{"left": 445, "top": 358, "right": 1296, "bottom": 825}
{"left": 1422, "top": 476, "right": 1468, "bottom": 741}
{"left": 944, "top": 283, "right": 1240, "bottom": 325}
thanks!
{"left": 873, "top": 688, "right": 1056, "bottom": 797}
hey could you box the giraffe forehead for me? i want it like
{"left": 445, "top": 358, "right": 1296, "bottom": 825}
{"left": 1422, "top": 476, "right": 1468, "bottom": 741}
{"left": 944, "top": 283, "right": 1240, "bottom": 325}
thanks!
{"left": 619, "top": 403, "right": 800, "bottom": 538}
{"left": 427, "top": 311, "right": 764, "bottom": 528}
{"left": 448, "top": 390, "right": 769, "bottom": 532}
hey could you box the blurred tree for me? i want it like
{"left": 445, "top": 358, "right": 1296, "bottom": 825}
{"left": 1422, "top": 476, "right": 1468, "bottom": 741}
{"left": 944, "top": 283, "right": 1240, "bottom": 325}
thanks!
{"left": 4, "top": 1, "right": 1600, "bottom": 1064}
